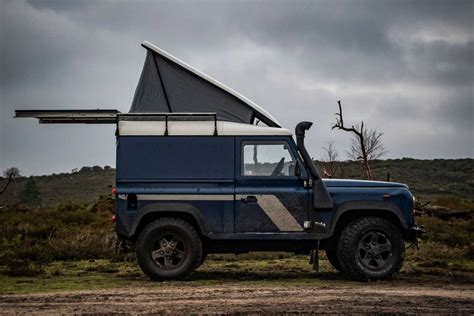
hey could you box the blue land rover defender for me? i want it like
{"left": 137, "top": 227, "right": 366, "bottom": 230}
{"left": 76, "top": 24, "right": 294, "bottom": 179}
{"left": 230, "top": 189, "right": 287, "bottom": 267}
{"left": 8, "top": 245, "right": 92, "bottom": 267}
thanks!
{"left": 112, "top": 114, "right": 421, "bottom": 281}
{"left": 16, "top": 41, "right": 422, "bottom": 281}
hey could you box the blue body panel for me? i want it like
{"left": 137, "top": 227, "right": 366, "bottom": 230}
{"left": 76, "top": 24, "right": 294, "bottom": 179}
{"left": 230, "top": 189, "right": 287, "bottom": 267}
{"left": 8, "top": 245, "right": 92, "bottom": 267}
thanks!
{"left": 115, "top": 135, "right": 416, "bottom": 241}
{"left": 116, "top": 136, "right": 236, "bottom": 237}
{"left": 323, "top": 185, "right": 414, "bottom": 227}
{"left": 117, "top": 136, "right": 235, "bottom": 180}
{"left": 324, "top": 179, "right": 408, "bottom": 188}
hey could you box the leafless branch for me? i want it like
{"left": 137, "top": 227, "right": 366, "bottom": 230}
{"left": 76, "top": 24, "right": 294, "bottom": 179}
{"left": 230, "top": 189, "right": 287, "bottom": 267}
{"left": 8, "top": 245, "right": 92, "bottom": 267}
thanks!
{"left": 332, "top": 101, "right": 386, "bottom": 179}
{"left": 322, "top": 140, "right": 339, "bottom": 178}
{"left": 0, "top": 173, "right": 13, "bottom": 196}
{"left": 1, "top": 167, "right": 20, "bottom": 196}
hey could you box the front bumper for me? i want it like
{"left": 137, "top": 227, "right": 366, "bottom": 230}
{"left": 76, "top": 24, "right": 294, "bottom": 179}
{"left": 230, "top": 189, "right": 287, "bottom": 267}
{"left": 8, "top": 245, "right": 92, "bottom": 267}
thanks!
{"left": 404, "top": 225, "right": 425, "bottom": 241}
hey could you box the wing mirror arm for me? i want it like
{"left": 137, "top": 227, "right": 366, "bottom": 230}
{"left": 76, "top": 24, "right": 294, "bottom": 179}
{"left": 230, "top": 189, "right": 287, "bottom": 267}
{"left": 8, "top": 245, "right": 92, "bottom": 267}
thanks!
{"left": 295, "top": 160, "right": 302, "bottom": 177}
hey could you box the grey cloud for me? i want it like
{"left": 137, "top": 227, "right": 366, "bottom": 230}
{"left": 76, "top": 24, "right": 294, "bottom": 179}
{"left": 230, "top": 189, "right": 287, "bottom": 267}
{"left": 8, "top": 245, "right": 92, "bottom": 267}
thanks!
{"left": 1, "top": 0, "right": 473, "bottom": 176}
{"left": 26, "top": 0, "right": 93, "bottom": 12}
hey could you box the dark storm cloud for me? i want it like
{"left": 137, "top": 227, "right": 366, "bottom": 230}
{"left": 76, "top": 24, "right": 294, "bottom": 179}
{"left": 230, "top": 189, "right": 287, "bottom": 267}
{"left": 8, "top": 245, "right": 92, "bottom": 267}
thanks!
{"left": 1, "top": 0, "right": 472, "bottom": 175}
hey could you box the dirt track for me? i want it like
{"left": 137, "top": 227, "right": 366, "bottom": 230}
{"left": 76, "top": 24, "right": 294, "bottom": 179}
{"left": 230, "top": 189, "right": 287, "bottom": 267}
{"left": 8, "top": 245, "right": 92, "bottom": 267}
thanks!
{"left": 1, "top": 282, "right": 473, "bottom": 314}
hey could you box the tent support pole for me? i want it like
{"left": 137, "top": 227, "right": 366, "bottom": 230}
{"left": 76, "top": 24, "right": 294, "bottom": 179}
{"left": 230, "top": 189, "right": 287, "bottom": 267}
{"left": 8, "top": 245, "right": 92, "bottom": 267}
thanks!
{"left": 152, "top": 54, "right": 172, "bottom": 113}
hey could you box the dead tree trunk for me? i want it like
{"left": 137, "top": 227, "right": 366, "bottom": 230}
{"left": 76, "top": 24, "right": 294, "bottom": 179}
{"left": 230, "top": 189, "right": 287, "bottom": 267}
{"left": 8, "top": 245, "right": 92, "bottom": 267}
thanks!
{"left": 332, "top": 100, "right": 374, "bottom": 179}
{"left": 0, "top": 173, "right": 13, "bottom": 196}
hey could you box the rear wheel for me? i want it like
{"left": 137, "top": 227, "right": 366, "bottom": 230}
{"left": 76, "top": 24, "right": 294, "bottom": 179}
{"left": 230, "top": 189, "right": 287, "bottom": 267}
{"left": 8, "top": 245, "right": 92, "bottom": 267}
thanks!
{"left": 136, "top": 218, "right": 202, "bottom": 280}
{"left": 325, "top": 250, "right": 342, "bottom": 272}
{"left": 337, "top": 217, "right": 404, "bottom": 281}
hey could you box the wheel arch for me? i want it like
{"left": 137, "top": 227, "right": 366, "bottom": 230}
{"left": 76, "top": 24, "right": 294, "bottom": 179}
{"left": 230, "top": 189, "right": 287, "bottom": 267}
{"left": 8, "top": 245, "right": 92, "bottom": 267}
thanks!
{"left": 324, "top": 201, "right": 408, "bottom": 249}
{"left": 130, "top": 203, "right": 209, "bottom": 241}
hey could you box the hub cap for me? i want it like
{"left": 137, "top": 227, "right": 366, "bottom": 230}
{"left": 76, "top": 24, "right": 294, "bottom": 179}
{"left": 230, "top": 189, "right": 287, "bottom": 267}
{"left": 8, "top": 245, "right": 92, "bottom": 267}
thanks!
{"left": 357, "top": 231, "right": 393, "bottom": 270}
{"left": 151, "top": 234, "right": 186, "bottom": 269}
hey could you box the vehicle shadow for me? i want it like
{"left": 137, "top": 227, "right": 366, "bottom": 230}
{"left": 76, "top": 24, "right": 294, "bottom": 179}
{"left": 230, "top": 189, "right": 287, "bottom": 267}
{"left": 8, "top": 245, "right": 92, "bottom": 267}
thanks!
{"left": 188, "top": 270, "right": 348, "bottom": 282}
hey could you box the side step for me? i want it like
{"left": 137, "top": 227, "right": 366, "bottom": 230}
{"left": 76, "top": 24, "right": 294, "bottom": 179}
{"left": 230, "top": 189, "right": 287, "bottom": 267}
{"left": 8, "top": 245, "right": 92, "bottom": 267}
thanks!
{"left": 15, "top": 109, "right": 120, "bottom": 124}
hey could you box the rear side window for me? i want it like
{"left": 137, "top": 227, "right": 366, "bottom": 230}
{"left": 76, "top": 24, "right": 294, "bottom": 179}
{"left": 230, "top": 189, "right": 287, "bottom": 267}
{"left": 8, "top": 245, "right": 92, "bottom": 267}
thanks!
{"left": 242, "top": 141, "right": 296, "bottom": 177}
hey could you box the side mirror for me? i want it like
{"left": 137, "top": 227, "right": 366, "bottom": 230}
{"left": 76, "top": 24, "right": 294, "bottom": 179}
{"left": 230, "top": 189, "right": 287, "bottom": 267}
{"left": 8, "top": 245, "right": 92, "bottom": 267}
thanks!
{"left": 294, "top": 160, "right": 302, "bottom": 177}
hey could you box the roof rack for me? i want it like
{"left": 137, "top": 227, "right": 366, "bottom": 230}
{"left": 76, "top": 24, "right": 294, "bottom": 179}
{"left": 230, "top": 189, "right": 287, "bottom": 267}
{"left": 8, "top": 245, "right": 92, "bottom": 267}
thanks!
{"left": 15, "top": 110, "right": 219, "bottom": 136}
{"left": 15, "top": 109, "right": 120, "bottom": 124}
{"left": 119, "top": 113, "right": 218, "bottom": 136}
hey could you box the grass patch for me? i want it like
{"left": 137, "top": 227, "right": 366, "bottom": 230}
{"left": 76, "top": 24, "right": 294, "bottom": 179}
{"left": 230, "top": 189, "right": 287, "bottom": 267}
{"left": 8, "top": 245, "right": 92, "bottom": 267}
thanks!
{"left": 0, "top": 260, "right": 147, "bottom": 294}
{"left": 0, "top": 256, "right": 348, "bottom": 294}
{"left": 1, "top": 248, "right": 473, "bottom": 295}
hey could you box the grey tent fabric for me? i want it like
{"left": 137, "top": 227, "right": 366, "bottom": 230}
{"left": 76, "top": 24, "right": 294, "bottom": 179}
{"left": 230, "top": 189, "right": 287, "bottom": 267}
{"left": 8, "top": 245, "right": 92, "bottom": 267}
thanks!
{"left": 130, "top": 46, "right": 279, "bottom": 127}
{"left": 130, "top": 51, "right": 170, "bottom": 113}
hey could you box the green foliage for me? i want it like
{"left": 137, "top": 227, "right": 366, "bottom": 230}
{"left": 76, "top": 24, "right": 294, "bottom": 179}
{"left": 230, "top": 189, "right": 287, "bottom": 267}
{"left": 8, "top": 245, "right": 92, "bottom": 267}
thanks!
{"left": 19, "top": 178, "right": 42, "bottom": 206}
{"left": 433, "top": 196, "right": 474, "bottom": 210}
{"left": 0, "top": 196, "right": 117, "bottom": 275}
{"left": 403, "top": 215, "right": 474, "bottom": 278}
{"left": 417, "top": 216, "right": 473, "bottom": 247}
{"left": 0, "top": 166, "right": 115, "bottom": 206}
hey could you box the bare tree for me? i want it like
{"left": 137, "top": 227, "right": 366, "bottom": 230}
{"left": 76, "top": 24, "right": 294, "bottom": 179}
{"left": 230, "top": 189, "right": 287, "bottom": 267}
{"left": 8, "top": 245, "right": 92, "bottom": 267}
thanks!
{"left": 347, "top": 126, "right": 386, "bottom": 162}
{"left": 1, "top": 167, "right": 20, "bottom": 196}
{"left": 332, "top": 101, "right": 386, "bottom": 179}
{"left": 321, "top": 140, "right": 339, "bottom": 178}
{"left": 0, "top": 173, "right": 14, "bottom": 196}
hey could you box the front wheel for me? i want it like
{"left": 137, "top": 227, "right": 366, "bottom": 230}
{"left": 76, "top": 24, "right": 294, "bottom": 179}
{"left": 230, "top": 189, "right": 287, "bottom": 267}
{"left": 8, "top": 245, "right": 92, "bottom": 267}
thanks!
{"left": 135, "top": 218, "right": 203, "bottom": 280}
{"left": 337, "top": 217, "right": 404, "bottom": 281}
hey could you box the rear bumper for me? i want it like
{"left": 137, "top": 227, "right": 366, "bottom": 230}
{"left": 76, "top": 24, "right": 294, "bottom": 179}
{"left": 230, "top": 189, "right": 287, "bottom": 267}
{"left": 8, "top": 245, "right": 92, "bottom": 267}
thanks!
{"left": 404, "top": 225, "right": 425, "bottom": 241}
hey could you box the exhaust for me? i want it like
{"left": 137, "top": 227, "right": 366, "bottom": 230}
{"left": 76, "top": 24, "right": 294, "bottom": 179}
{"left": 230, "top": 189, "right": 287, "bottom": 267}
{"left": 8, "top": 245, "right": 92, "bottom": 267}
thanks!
{"left": 295, "top": 122, "right": 333, "bottom": 209}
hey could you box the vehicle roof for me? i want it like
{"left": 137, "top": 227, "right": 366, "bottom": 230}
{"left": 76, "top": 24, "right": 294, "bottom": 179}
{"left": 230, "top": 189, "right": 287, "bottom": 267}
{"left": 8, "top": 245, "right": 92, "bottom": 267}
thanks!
{"left": 118, "top": 119, "right": 292, "bottom": 136}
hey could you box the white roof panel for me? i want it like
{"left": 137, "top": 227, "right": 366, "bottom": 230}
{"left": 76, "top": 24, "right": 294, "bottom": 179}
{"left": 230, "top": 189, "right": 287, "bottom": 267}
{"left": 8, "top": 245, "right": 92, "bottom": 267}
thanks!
{"left": 118, "top": 120, "right": 291, "bottom": 136}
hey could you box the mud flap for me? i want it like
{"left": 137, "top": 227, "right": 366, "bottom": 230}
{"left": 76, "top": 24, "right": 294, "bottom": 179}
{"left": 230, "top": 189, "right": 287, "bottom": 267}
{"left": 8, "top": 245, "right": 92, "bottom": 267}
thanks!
{"left": 309, "top": 241, "right": 320, "bottom": 272}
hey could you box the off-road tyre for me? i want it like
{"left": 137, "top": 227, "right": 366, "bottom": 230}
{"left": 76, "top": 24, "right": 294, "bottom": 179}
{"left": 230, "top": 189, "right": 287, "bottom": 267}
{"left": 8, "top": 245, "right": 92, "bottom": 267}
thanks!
{"left": 196, "top": 250, "right": 208, "bottom": 269}
{"left": 136, "top": 218, "right": 202, "bottom": 280}
{"left": 337, "top": 217, "right": 404, "bottom": 281}
{"left": 325, "top": 250, "right": 342, "bottom": 272}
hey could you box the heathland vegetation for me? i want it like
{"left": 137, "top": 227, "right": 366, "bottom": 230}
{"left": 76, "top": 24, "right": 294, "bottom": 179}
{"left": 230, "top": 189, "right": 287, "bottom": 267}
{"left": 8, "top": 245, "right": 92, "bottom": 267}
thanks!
{"left": 0, "top": 159, "right": 472, "bottom": 293}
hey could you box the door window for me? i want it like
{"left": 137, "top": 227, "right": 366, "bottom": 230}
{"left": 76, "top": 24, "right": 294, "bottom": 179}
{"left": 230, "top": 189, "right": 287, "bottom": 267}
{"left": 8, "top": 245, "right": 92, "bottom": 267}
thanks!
{"left": 242, "top": 142, "right": 296, "bottom": 177}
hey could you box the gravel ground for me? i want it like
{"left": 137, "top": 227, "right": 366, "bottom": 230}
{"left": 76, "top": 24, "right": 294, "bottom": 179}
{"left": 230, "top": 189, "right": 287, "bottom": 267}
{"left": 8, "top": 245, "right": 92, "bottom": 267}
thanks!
{"left": 1, "top": 282, "right": 473, "bottom": 314}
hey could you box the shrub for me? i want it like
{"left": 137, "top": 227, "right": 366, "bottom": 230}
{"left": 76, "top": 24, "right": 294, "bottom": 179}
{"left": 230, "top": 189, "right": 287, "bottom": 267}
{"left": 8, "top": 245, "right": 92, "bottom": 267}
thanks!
{"left": 0, "top": 197, "right": 117, "bottom": 275}
{"left": 417, "top": 216, "right": 473, "bottom": 247}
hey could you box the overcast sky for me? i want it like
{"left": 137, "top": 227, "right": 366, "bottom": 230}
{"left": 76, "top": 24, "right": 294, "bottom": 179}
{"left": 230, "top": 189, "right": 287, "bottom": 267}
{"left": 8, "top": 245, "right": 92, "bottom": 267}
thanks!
{"left": 1, "top": 0, "right": 473, "bottom": 176}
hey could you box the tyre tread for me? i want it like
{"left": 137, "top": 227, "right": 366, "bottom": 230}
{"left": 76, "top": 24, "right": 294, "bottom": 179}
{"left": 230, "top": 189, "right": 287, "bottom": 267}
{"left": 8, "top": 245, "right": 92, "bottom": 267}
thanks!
{"left": 337, "top": 216, "right": 404, "bottom": 281}
{"left": 136, "top": 217, "right": 202, "bottom": 280}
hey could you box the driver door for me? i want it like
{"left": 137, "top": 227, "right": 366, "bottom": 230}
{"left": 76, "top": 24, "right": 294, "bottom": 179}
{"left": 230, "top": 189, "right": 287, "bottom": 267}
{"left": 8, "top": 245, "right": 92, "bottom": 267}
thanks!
{"left": 234, "top": 137, "right": 310, "bottom": 234}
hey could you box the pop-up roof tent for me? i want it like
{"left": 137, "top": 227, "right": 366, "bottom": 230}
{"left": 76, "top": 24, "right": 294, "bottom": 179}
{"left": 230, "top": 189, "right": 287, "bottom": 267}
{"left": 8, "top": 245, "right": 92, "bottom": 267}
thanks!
{"left": 130, "top": 41, "right": 280, "bottom": 127}
{"left": 15, "top": 41, "right": 281, "bottom": 128}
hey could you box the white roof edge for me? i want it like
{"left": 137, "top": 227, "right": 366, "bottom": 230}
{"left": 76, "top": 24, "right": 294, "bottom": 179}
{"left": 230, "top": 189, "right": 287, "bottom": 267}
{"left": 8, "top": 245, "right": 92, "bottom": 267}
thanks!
{"left": 141, "top": 41, "right": 281, "bottom": 127}
{"left": 118, "top": 120, "right": 291, "bottom": 136}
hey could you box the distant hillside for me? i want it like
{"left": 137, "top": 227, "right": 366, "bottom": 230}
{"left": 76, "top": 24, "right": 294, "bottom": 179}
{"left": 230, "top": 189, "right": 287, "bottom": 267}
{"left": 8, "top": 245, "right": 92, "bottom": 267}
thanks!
{"left": 315, "top": 158, "right": 474, "bottom": 205}
{"left": 0, "top": 159, "right": 473, "bottom": 207}
{"left": 0, "top": 166, "right": 115, "bottom": 206}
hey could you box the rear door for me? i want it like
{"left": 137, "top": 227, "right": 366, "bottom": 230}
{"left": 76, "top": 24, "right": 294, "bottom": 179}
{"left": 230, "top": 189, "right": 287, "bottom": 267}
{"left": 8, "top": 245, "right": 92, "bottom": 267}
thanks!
{"left": 234, "top": 136, "right": 310, "bottom": 235}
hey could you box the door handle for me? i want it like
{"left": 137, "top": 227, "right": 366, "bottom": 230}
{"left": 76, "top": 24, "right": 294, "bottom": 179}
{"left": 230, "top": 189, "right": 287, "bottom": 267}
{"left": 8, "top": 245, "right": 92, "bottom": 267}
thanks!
{"left": 241, "top": 195, "right": 258, "bottom": 203}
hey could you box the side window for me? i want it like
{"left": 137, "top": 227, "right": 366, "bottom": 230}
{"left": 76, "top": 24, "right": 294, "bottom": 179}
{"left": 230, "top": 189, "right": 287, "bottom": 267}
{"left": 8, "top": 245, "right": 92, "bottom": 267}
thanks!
{"left": 242, "top": 141, "right": 296, "bottom": 177}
